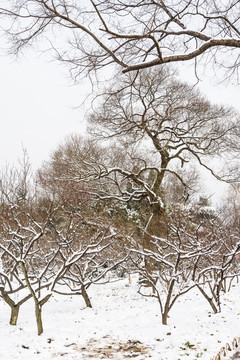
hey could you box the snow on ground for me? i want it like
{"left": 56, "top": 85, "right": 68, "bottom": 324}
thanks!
{"left": 1, "top": 275, "right": 240, "bottom": 360}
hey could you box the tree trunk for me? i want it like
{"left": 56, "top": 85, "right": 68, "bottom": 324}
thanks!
{"left": 160, "top": 279, "right": 175, "bottom": 325}
{"left": 197, "top": 285, "right": 218, "bottom": 314}
{"left": 81, "top": 285, "right": 92, "bottom": 308}
{"left": 35, "top": 304, "right": 43, "bottom": 336}
{"left": 162, "top": 311, "right": 168, "bottom": 325}
{"left": 10, "top": 305, "right": 20, "bottom": 326}
{"left": 0, "top": 289, "right": 24, "bottom": 326}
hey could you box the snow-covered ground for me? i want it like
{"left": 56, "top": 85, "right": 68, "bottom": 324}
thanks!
{"left": 1, "top": 274, "right": 240, "bottom": 360}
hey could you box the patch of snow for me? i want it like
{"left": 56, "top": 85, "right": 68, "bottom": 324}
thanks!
{"left": 1, "top": 274, "right": 240, "bottom": 359}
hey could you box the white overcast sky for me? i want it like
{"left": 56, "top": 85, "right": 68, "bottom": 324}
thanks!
{"left": 0, "top": 47, "right": 88, "bottom": 169}
{"left": 0, "top": 41, "right": 240, "bottom": 203}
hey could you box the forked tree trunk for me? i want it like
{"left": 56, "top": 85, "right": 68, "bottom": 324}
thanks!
{"left": 0, "top": 291, "right": 19, "bottom": 325}
{"left": 20, "top": 261, "right": 51, "bottom": 335}
{"left": 0, "top": 289, "right": 32, "bottom": 326}
{"left": 34, "top": 294, "right": 52, "bottom": 335}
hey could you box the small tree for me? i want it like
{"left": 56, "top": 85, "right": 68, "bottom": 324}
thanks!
{"left": 0, "top": 266, "right": 32, "bottom": 325}
{"left": 130, "top": 217, "right": 214, "bottom": 325}
{"left": 129, "top": 207, "right": 240, "bottom": 324}
{"left": 0, "top": 194, "right": 57, "bottom": 334}
{"left": 0, "top": 199, "right": 121, "bottom": 334}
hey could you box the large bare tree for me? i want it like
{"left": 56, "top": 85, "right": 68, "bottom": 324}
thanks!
{"left": 0, "top": 0, "right": 239, "bottom": 81}
{"left": 88, "top": 67, "right": 240, "bottom": 215}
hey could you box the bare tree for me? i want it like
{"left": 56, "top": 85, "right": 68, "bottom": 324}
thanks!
{"left": 0, "top": 267, "right": 33, "bottom": 326}
{"left": 0, "top": 195, "right": 121, "bottom": 334}
{"left": 130, "top": 239, "right": 201, "bottom": 325}
{"left": 129, "top": 208, "right": 240, "bottom": 325}
{"left": 38, "top": 135, "right": 142, "bottom": 261}
{"left": 0, "top": 204, "right": 54, "bottom": 334}
{"left": 0, "top": 1, "right": 239, "bottom": 81}
{"left": 88, "top": 68, "right": 240, "bottom": 216}
{"left": 47, "top": 208, "right": 126, "bottom": 309}
{"left": 0, "top": 156, "right": 123, "bottom": 335}
{"left": 0, "top": 161, "right": 59, "bottom": 335}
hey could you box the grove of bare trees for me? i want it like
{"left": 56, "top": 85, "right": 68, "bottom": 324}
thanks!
{"left": 1, "top": 1, "right": 240, "bottom": 339}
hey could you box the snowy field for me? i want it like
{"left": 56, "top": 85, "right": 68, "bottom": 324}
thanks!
{"left": 1, "top": 274, "right": 240, "bottom": 360}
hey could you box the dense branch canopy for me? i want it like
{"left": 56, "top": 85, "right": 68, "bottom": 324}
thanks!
{"left": 0, "top": 0, "right": 240, "bottom": 80}
{"left": 89, "top": 67, "right": 240, "bottom": 184}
